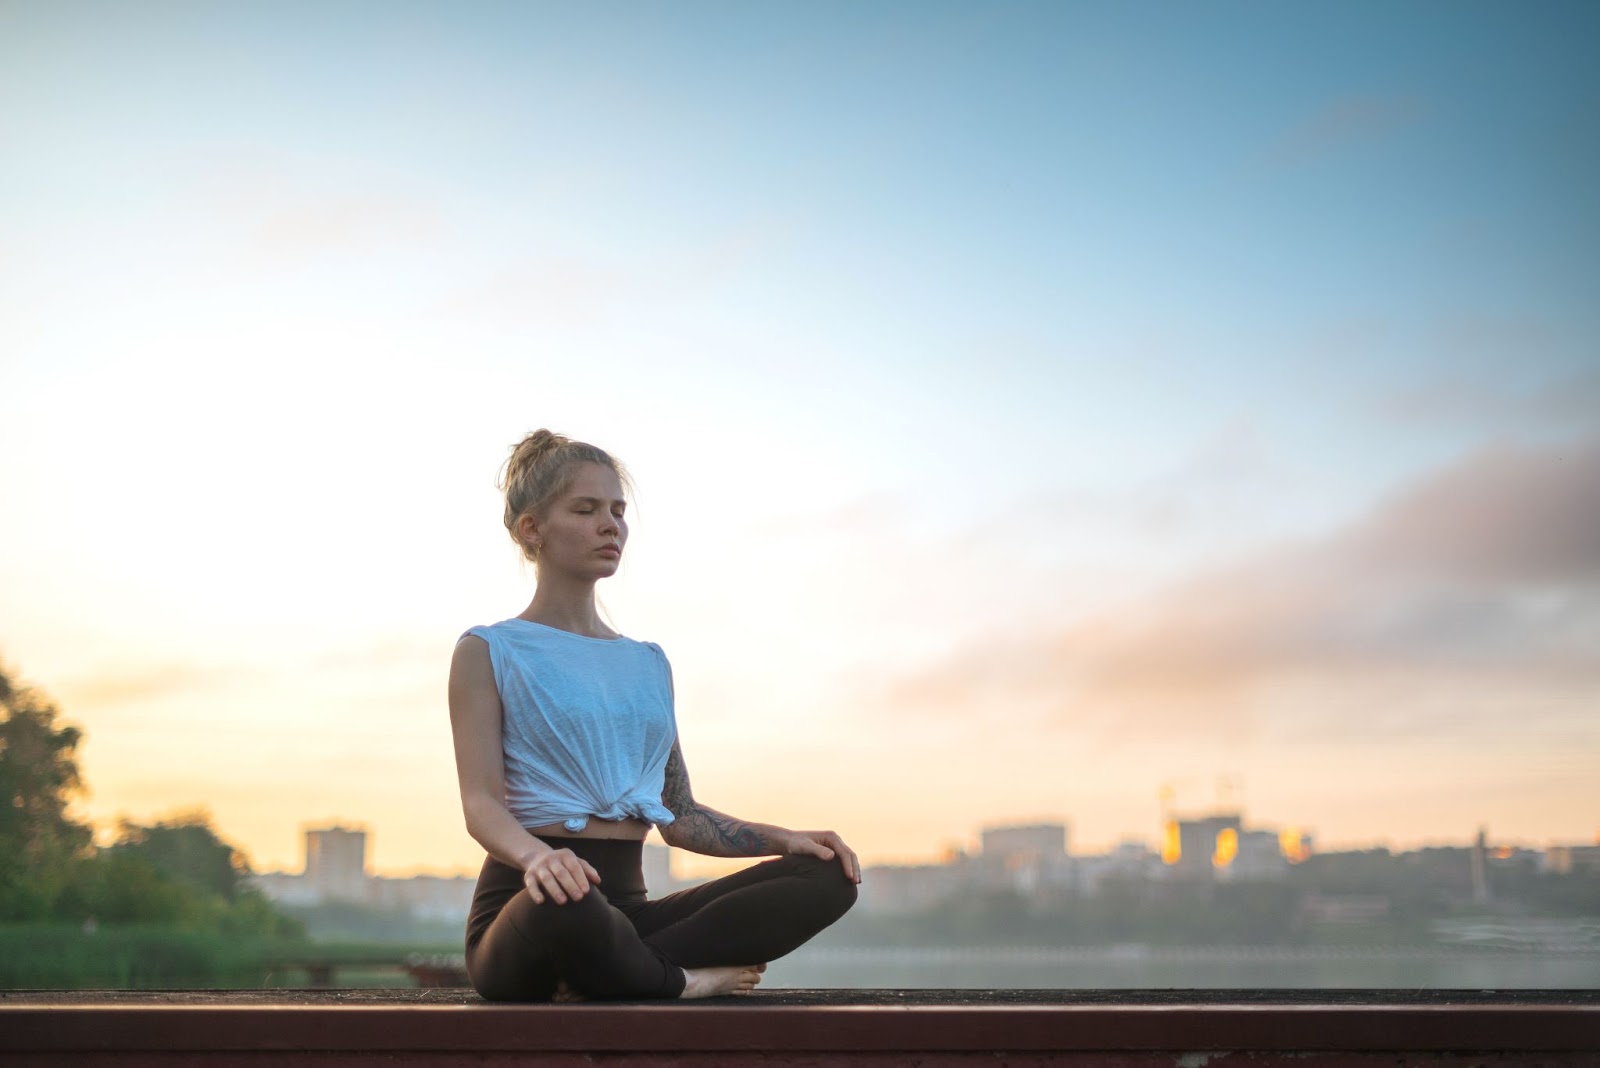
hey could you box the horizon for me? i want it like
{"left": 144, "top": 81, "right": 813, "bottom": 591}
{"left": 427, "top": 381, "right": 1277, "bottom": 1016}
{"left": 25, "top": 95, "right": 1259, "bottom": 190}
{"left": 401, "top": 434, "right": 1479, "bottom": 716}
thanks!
{"left": 3, "top": 2, "right": 1597, "bottom": 884}
{"left": 76, "top": 799, "right": 1597, "bottom": 882}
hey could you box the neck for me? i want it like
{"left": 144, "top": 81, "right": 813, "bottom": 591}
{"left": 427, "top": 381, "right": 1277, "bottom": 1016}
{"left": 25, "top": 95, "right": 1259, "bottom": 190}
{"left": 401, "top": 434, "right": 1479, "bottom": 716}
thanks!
{"left": 523, "top": 574, "right": 611, "bottom": 637}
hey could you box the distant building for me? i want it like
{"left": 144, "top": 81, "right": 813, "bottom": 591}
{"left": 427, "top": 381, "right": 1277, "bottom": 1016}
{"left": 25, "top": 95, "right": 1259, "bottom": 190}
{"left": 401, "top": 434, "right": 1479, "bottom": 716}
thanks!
{"left": 1165, "top": 812, "right": 1297, "bottom": 882}
{"left": 1543, "top": 845, "right": 1600, "bottom": 875}
{"left": 367, "top": 873, "right": 475, "bottom": 921}
{"left": 251, "top": 869, "right": 321, "bottom": 906}
{"left": 981, "top": 824, "right": 1068, "bottom": 859}
{"left": 1167, "top": 813, "right": 1243, "bottom": 880}
{"left": 251, "top": 823, "right": 473, "bottom": 923}
{"left": 978, "top": 822, "right": 1072, "bottom": 897}
{"left": 1076, "top": 840, "right": 1163, "bottom": 896}
{"left": 1218, "top": 829, "right": 1290, "bottom": 882}
{"left": 857, "top": 861, "right": 968, "bottom": 914}
{"left": 642, "top": 843, "right": 676, "bottom": 898}
{"left": 305, "top": 825, "right": 369, "bottom": 902}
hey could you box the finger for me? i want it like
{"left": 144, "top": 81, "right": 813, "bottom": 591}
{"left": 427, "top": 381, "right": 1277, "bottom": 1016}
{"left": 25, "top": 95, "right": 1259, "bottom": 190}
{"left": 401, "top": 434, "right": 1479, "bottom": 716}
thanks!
{"left": 567, "top": 857, "right": 594, "bottom": 893}
{"left": 583, "top": 859, "right": 603, "bottom": 883}
{"left": 822, "top": 836, "right": 858, "bottom": 879}
{"left": 536, "top": 866, "right": 569, "bottom": 904}
{"left": 558, "top": 857, "right": 589, "bottom": 893}
{"left": 552, "top": 863, "right": 588, "bottom": 901}
{"left": 813, "top": 832, "right": 842, "bottom": 860}
{"left": 798, "top": 839, "right": 834, "bottom": 860}
{"left": 554, "top": 852, "right": 590, "bottom": 894}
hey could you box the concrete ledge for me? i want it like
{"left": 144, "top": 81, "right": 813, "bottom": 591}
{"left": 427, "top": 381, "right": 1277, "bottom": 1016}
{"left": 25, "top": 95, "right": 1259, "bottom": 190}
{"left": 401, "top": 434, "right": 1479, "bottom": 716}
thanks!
{"left": 2, "top": 989, "right": 1597, "bottom": 1066}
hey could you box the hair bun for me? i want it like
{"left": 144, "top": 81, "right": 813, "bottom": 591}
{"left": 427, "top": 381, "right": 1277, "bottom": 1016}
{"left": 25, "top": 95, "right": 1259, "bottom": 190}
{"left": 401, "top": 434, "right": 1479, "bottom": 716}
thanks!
{"left": 523, "top": 428, "right": 565, "bottom": 456}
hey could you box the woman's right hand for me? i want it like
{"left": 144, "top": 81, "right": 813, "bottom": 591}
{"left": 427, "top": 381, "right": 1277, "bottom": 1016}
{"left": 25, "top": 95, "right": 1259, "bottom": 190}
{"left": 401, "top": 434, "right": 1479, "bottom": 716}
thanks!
{"left": 524, "top": 848, "right": 602, "bottom": 905}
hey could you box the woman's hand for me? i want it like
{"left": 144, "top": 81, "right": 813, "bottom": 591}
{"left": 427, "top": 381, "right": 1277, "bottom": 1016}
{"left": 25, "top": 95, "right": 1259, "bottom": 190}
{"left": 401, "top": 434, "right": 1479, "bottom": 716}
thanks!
{"left": 779, "top": 829, "right": 862, "bottom": 884}
{"left": 523, "top": 848, "right": 602, "bottom": 905}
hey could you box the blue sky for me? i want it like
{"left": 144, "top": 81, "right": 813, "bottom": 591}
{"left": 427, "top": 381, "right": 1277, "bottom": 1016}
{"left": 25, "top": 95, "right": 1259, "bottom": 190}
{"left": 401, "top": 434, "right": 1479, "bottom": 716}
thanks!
{"left": 1, "top": 2, "right": 1595, "bottom": 875}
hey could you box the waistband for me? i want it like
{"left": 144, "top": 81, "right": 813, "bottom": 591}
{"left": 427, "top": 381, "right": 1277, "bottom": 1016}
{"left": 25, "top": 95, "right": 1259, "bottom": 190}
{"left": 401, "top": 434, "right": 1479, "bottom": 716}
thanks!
{"left": 527, "top": 835, "right": 648, "bottom": 905}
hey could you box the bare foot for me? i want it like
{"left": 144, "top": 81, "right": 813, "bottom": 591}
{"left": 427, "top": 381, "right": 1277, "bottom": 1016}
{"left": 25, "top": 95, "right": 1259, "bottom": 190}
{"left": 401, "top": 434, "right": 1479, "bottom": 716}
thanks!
{"left": 679, "top": 963, "right": 766, "bottom": 999}
{"left": 551, "top": 979, "right": 587, "bottom": 1003}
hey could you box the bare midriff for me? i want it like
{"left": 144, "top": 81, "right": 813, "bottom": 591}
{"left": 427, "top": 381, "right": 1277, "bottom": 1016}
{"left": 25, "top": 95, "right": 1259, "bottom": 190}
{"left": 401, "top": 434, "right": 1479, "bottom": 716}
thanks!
{"left": 525, "top": 815, "right": 652, "bottom": 842}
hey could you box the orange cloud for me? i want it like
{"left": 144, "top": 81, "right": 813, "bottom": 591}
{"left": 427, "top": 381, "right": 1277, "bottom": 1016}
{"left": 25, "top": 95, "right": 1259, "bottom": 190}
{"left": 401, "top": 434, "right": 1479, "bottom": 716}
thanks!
{"left": 54, "top": 661, "right": 247, "bottom": 709}
{"left": 871, "top": 434, "right": 1600, "bottom": 743}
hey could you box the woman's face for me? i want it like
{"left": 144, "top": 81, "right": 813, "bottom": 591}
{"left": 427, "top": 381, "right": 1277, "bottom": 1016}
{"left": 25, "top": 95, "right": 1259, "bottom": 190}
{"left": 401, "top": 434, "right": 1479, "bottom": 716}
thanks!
{"left": 529, "top": 462, "right": 628, "bottom": 578}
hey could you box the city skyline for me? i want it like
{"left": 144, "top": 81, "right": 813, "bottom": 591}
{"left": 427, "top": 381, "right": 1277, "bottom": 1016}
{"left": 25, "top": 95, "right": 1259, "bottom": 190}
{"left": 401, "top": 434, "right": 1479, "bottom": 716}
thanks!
{"left": 3, "top": 3, "right": 1596, "bottom": 880}
{"left": 189, "top": 802, "right": 1596, "bottom": 882}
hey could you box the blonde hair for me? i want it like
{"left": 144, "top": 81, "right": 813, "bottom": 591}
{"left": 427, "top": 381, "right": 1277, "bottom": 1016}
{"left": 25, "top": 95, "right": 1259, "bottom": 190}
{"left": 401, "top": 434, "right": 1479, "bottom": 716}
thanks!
{"left": 498, "top": 430, "right": 633, "bottom": 564}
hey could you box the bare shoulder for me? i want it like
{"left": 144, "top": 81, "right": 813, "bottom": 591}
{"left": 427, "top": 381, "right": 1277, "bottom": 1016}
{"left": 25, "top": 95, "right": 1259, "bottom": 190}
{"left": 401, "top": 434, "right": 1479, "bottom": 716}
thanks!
{"left": 454, "top": 631, "right": 489, "bottom": 656}
{"left": 449, "top": 633, "right": 497, "bottom": 703}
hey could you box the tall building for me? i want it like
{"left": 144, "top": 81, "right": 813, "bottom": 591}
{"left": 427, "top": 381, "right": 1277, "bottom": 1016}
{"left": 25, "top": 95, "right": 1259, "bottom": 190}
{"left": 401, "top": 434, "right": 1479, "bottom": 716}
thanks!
{"left": 1166, "top": 813, "right": 1243, "bottom": 880}
{"left": 1164, "top": 812, "right": 1304, "bottom": 881}
{"left": 252, "top": 822, "right": 476, "bottom": 922}
{"left": 305, "top": 825, "right": 369, "bottom": 901}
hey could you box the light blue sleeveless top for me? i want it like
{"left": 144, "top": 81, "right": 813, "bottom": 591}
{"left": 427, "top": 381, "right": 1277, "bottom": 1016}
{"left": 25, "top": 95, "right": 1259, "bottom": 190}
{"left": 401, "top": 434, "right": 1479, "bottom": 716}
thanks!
{"left": 458, "top": 618, "right": 678, "bottom": 833}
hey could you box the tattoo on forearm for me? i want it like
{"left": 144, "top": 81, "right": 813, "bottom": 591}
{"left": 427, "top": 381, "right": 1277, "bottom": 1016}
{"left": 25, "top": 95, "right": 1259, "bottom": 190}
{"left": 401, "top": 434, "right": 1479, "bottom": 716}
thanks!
{"left": 660, "top": 741, "right": 781, "bottom": 857}
{"left": 662, "top": 742, "right": 695, "bottom": 816}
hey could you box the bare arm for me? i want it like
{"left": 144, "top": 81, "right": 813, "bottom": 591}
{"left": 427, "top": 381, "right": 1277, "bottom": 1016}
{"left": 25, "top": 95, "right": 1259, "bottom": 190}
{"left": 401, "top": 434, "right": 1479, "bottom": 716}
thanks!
{"left": 656, "top": 738, "right": 791, "bottom": 857}
{"left": 448, "top": 635, "right": 597, "bottom": 902}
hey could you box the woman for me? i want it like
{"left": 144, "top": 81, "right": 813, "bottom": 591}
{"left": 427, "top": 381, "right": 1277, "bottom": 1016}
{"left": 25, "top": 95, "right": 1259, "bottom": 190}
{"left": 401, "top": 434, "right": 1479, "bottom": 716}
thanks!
{"left": 450, "top": 429, "right": 860, "bottom": 1001}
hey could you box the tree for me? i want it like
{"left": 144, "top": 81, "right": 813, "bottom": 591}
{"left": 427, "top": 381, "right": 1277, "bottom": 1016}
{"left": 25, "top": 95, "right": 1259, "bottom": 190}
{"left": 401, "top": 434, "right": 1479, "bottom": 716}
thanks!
{"left": 0, "top": 657, "right": 306, "bottom": 951}
{"left": 107, "top": 810, "right": 253, "bottom": 902}
{"left": 0, "top": 661, "right": 94, "bottom": 920}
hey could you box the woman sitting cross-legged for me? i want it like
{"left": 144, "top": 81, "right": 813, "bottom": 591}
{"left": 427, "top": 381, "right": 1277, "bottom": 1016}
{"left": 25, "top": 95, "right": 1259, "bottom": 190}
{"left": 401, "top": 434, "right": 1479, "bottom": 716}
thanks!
{"left": 449, "top": 428, "right": 860, "bottom": 1001}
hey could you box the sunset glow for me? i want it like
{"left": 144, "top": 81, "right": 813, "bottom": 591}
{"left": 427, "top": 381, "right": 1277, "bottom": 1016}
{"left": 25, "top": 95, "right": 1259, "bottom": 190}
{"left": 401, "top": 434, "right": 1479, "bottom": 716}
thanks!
{"left": 2, "top": 2, "right": 1596, "bottom": 881}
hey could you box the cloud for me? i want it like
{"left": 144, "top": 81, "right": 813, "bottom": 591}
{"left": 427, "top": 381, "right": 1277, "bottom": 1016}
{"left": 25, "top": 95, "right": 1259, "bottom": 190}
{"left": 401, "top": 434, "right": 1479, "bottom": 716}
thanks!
{"left": 50, "top": 632, "right": 444, "bottom": 714}
{"left": 247, "top": 193, "right": 443, "bottom": 262}
{"left": 1382, "top": 368, "right": 1600, "bottom": 433}
{"left": 869, "top": 435, "right": 1600, "bottom": 742}
{"left": 438, "top": 256, "right": 638, "bottom": 330}
{"left": 54, "top": 662, "right": 252, "bottom": 709}
{"left": 193, "top": 155, "right": 446, "bottom": 266}
{"left": 436, "top": 217, "right": 794, "bottom": 329}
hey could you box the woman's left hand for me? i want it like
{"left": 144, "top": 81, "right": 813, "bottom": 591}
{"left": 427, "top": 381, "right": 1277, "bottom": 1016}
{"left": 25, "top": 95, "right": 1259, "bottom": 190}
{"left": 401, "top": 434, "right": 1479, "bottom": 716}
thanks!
{"left": 780, "top": 829, "right": 862, "bottom": 883}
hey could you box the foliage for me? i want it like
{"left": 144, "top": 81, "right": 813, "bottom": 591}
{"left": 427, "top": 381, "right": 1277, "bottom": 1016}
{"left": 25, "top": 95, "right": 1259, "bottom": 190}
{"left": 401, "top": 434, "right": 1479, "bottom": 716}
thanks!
{"left": 105, "top": 810, "right": 255, "bottom": 902}
{"left": 0, "top": 924, "right": 309, "bottom": 988}
{"left": 0, "top": 662, "right": 95, "bottom": 921}
{"left": 0, "top": 657, "right": 308, "bottom": 988}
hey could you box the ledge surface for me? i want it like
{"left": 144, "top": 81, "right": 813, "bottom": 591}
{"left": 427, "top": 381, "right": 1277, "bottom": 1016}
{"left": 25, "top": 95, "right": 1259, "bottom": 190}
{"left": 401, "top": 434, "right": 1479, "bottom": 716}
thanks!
{"left": 3, "top": 988, "right": 1598, "bottom": 1058}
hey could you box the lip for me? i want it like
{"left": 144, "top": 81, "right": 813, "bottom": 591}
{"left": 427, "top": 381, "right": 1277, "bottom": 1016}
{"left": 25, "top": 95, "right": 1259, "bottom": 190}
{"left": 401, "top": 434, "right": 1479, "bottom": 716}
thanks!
{"left": 597, "top": 546, "right": 621, "bottom": 556}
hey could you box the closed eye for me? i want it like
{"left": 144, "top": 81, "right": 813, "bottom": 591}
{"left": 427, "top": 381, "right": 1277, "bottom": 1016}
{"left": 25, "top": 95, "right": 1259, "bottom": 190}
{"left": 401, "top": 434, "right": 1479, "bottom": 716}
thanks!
{"left": 570, "top": 495, "right": 626, "bottom": 516}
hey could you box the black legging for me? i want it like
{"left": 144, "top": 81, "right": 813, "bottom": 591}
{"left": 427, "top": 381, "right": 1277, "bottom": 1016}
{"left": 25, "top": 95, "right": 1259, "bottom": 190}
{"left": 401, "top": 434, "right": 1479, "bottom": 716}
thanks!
{"left": 465, "top": 835, "right": 858, "bottom": 1001}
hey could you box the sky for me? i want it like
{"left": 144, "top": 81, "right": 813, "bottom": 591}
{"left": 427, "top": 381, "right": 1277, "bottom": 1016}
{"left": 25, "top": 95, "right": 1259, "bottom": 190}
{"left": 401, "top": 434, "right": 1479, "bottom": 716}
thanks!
{"left": 1, "top": 1, "right": 1596, "bottom": 879}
